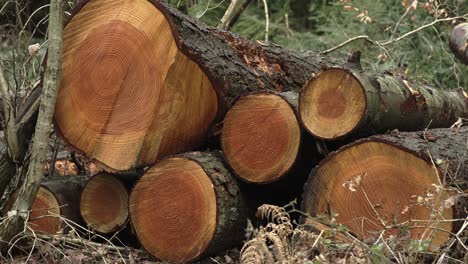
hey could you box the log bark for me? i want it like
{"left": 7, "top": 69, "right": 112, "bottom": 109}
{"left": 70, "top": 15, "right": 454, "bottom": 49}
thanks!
{"left": 129, "top": 151, "right": 248, "bottom": 263}
{"left": 449, "top": 23, "right": 468, "bottom": 65}
{"left": 80, "top": 172, "right": 129, "bottom": 234}
{"left": 299, "top": 67, "right": 467, "bottom": 140}
{"left": 54, "top": 0, "right": 338, "bottom": 171}
{"left": 302, "top": 127, "right": 467, "bottom": 250}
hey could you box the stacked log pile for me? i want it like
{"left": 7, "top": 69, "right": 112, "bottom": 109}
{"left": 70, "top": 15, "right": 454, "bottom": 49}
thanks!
{"left": 16, "top": 0, "right": 466, "bottom": 263}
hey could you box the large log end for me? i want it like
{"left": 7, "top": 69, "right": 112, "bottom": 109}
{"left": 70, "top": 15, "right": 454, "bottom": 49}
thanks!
{"left": 55, "top": 0, "right": 218, "bottom": 170}
{"left": 302, "top": 139, "right": 457, "bottom": 249}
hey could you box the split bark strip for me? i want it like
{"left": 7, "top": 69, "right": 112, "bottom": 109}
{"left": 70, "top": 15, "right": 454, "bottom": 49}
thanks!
{"left": 0, "top": 0, "right": 63, "bottom": 251}
{"left": 299, "top": 67, "right": 467, "bottom": 140}
{"left": 54, "top": 0, "right": 339, "bottom": 171}
{"left": 0, "top": 84, "right": 41, "bottom": 199}
{"left": 0, "top": 64, "right": 19, "bottom": 161}
{"left": 302, "top": 127, "right": 467, "bottom": 250}
{"left": 129, "top": 151, "right": 248, "bottom": 263}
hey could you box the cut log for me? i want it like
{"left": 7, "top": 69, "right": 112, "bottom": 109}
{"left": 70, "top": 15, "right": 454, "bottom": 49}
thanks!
{"left": 302, "top": 127, "right": 467, "bottom": 249}
{"left": 80, "top": 172, "right": 129, "bottom": 234}
{"left": 6, "top": 178, "right": 83, "bottom": 235}
{"left": 299, "top": 68, "right": 467, "bottom": 140}
{"left": 449, "top": 23, "right": 468, "bottom": 65}
{"left": 55, "top": 0, "right": 338, "bottom": 171}
{"left": 221, "top": 92, "right": 302, "bottom": 183}
{"left": 129, "top": 152, "right": 248, "bottom": 263}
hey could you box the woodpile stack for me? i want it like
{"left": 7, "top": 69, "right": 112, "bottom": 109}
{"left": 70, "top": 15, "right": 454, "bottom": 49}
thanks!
{"left": 22, "top": 0, "right": 466, "bottom": 263}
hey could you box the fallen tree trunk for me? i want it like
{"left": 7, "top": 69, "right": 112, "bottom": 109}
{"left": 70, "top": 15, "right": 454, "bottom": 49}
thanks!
{"left": 129, "top": 151, "right": 248, "bottom": 263}
{"left": 80, "top": 172, "right": 129, "bottom": 234}
{"left": 299, "top": 67, "right": 467, "bottom": 140}
{"left": 54, "top": 0, "right": 338, "bottom": 171}
{"left": 302, "top": 127, "right": 467, "bottom": 250}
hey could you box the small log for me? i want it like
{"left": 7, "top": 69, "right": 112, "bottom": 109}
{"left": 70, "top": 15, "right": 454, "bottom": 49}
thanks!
{"left": 299, "top": 68, "right": 467, "bottom": 140}
{"left": 449, "top": 23, "right": 468, "bottom": 65}
{"left": 221, "top": 92, "right": 302, "bottom": 183}
{"left": 54, "top": 0, "right": 338, "bottom": 171}
{"left": 80, "top": 172, "right": 129, "bottom": 234}
{"left": 6, "top": 178, "right": 83, "bottom": 235}
{"left": 302, "top": 127, "right": 467, "bottom": 249}
{"left": 129, "top": 151, "right": 248, "bottom": 263}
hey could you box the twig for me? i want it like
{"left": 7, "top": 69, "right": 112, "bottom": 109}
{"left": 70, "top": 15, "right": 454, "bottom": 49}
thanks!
{"left": 321, "top": 15, "right": 467, "bottom": 54}
{"left": 261, "top": 0, "right": 269, "bottom": 42}
{"left": 320, "top": 35, "right": 378, "bottom": 54}
{"left": 224, "top": 0, "right": 252, "bottom": 30}
{"left": 389, "top": 5, "right": 413, "bottom": 41}
{"left": 284, "top": 13, "right": 293, "bottom": 37}
{"left": 380, "top": 16, "right": 465, "bottom": 46}
{"left": 197, "top": 0, "right": 226, "bottom": 19}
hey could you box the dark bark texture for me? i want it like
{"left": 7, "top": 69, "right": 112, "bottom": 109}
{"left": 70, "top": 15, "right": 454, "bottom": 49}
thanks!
{"left": 182, "top": 151, "right": 249, "bottom": 258}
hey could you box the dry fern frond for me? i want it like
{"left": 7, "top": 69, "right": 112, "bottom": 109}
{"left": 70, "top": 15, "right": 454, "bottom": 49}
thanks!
{"left": 256, "top": 204, "right": 293, "bottom": 232}
{"left": 265, "top": 232, "right": 288, "bottom": 262}
{"left": 240, "top": 237, "right": 275, "bottom": 264}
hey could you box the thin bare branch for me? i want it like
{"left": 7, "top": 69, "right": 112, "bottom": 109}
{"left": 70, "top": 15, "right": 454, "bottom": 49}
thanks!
{"left": 219, "top": 0, "right": 243, "bottom": 30}
{"left": 0, "top": 0, "right": 64, "bottom": 250}
{"left": 321, "top": 14, "right": 467, "bottom": 54}
{"left": 380, "top": 15, "right": 466, "bottom": 46}
{"left": 261, "top": 0, "right": 269, "bottom": 42}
